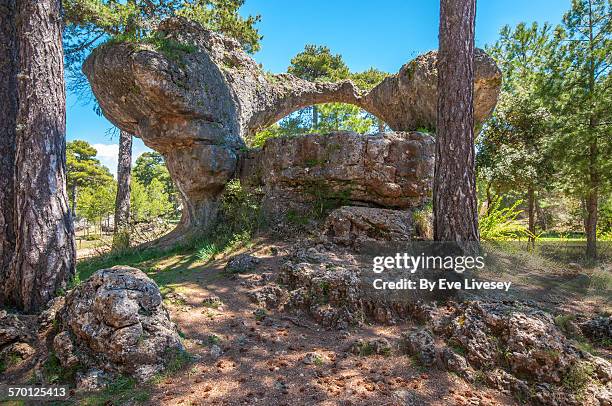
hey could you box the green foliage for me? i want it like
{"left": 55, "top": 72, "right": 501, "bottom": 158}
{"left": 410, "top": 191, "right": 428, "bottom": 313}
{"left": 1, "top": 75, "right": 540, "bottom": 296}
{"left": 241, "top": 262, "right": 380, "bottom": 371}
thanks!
{"left": 554, "top": 314, "right": 576, "bottom": 331}
{"left": 202, "top": 297, "right": 223, "bottom": 309}
{"left": 544, "top": 0, "right": 612, "bottom": 197}
{"left": 63, "top": 0, "right": 261, "bottom": 99}
{"left": 288, "top": 44, "right": 350, "bottom": 82}
{"left": 191, "top": 179, "right": 262, "bottom": 263}
{"left": 43, "top": 352, "right": 82, "bottom": 384}
{"left": 177, "top": 0, "right": 262, "bottom": 54}
{"left": 303, "top": 181, "right": 352, "bottom": 218}
{"left": 479, "top": 197, "right": 533, "bottom": 240}
{"left": 79, "top": 376, "right": 150, "bottom": 406}
{"left": 130, "top": 178, "right": 175, "bottom": 223}
{"left": 66, "top": 140, "right": 114, "bottom": 211}
{"left": 413, "top": 203, "right": 433, "bottom": 239}
{"left": 253, "top": 308, "right": 267, "bottom": 321}
{"left": 562, "top": 361, "right": 595, "bottom": 394}
{"left": 77, "top": 181, "right": 117, "bottom": 227}
{"left": 162, "top": 348, "right": 194, "bottom": 375}
{"left": 217, "top": 179, "right": 263, "bottom": 237}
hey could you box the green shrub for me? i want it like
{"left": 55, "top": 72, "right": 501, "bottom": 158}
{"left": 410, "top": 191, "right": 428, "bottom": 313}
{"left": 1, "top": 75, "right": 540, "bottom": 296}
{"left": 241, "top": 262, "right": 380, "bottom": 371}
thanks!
{"left": 562, "top": 362, "right": 594, "bottom": 394}
{"left": 479, "top": 197, "right": 534, "bottom": 241}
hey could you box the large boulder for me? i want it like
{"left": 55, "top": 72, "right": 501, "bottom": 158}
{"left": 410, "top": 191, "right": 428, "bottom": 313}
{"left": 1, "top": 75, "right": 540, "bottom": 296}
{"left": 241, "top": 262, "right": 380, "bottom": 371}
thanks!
{"left": 83, "top": 17, "right": 501, "bottom": 238}
{"left": 323, "top": 206, "right": 418, "bottom": 248}
{"left": 52, "top": 266, "right": 183, "bottom": 383}
{"left": 241, "top": 131, "right": 435, "bottom": 218}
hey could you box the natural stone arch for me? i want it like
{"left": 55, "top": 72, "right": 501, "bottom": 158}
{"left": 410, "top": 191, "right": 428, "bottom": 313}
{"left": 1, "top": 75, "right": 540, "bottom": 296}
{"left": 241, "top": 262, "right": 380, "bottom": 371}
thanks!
{"left": 84, "top": 17, "right": 501, "bottom": 242}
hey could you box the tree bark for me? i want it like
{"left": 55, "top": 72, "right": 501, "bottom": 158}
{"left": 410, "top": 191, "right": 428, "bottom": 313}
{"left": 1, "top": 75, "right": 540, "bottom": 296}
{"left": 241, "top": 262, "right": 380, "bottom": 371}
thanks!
{"left": 312, "top": 105, "right": 319, "bottom": 130}
{"left": 113, "top": 129, "right": 132, "bottom": 249}
{"left": 585, "top": 139, "right": 598, "bottom": 259}
{"left": 2, "top": 0, "right": 76, "bottom": 312}
{"left": 70, "top": 184, "right": 77, "bottom": 218}
{"left": 584, "top": 1, "right": 598, "bottom": 260}
{"left": 527, "top": 186, "right": 535, "bottom": 247}
{"left": 433, "top": 0, "right": 479, "bottom": 247}
{"left": 0, "top": 0, "right": 18, "bottom": 286}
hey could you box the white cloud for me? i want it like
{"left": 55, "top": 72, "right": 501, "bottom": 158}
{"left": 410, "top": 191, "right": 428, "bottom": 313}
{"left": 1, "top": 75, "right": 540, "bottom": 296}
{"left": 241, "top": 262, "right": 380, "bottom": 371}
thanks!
{"left": 93, "top": 143, "right": 150, "bottom": 178}
{"left": 93, "top": 143, "right": 119, "bottom": 176}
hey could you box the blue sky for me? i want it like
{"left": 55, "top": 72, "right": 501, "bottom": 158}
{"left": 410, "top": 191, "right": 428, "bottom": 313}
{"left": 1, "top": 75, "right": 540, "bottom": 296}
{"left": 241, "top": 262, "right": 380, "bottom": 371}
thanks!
{"left": 67, "top": 0, "right": 570, "bottom": 174}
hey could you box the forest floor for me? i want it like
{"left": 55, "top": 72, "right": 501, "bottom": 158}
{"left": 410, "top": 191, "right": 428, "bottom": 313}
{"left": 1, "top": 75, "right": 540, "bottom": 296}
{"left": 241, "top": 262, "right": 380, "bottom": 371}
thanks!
{"left": 55, "top": 235, "right": 611, "bottom": 406}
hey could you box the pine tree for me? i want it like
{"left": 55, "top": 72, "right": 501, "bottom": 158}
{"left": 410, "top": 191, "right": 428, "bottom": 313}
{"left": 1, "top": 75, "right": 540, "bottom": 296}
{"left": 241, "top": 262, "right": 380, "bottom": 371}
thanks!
{"left": 434, "top": 0, "right": 479, "bottom": 248}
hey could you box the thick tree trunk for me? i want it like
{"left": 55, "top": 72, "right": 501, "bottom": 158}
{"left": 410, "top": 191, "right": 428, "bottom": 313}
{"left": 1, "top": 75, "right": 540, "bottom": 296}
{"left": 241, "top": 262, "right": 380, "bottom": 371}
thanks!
{"left": 585, "top": 140, "right": 598, "bottom": 259}
{"left": 527, "top": 186, "right": 535, "bottom": 247}
{"left": 2, "top": 0, "right": 75, "bottom": 312}
{"left": 433, "top": 0, "right": 479, "bottom": 246}
{"left": 0, "top": 0, "right": 18, "bottom": 286}
{"left": 113, "top": 130, "right": 132, "bottom": 249}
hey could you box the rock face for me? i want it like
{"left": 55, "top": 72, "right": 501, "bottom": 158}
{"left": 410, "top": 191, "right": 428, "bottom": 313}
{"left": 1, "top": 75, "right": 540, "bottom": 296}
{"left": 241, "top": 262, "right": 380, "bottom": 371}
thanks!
{"left": 241, "top": 131, "right": 435, "bottom": 218}
{"left": 323, "top": 206, "right": 418, "bottom": 248}
{"left": 83, "top": 17, "right": 501, "bottom": 237}
{"left": 0, "top": 310, "right": 35, "bottom": 375}
{"left": 52, "top": 266, "right": 183, "bottom": 382}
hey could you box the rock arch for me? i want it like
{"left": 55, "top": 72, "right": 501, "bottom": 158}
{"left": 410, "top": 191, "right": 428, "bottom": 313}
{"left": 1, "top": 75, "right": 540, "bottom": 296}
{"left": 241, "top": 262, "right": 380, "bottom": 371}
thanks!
{"left": 84, "top": 17, "right": 501, "bottom": 240}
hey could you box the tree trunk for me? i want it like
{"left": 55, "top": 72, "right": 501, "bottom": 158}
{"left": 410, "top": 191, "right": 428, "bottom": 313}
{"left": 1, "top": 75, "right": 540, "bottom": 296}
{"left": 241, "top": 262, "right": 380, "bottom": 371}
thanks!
{"left": 113, "top": 129, "right": 132, "bottom": 249}
{"left": 584, "top": 2, "right": 598, "bottom": 260}
{"left": 433, "top": 0, "right": 479, "bottom": 247}
{"left": 312, "top": 105, "right": 319, "bottom": 130}
{"left": 585, "top": 139, "right": 598, "bottom": 259}
{"left": 2, "top": 0, "right": 75, "bottom": 312}
{"left": 377, "top": 119, "right": 385, "bottom": 133}
{"left": 527, "top": 186, "right": 535, "bottom": 247}
{"left": 485, "top": 181, "right": 492, "bottom": 214}
{"left": 0, "top": 0, "right": 18, "bottom": 287}
{"left": 70, "top": 184, "right": 77, "bottom": 218}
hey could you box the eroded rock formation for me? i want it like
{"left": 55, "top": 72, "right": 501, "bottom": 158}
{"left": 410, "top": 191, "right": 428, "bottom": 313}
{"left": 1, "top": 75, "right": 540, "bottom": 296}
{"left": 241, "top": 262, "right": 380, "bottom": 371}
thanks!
{"left": 84, "top": 17, "right": 501, "bottom": 237}
{"left": 240, "top": 131, "right": 435, "bottom": 218}
{"left": 52, "top": 266, "right": 184, "bottom": 384}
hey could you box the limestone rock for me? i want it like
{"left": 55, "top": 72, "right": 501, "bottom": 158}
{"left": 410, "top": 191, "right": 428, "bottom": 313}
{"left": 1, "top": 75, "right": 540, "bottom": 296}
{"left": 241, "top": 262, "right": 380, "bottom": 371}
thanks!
{"left": 0, "top": 310, "right": 35, "bottom": 374}
{"left": 580, "top": 315, "right": 612, "bottom": 343}
{"left": 52, "top": 266, "right": 184, "bottom": 382}
{"left": 349, "top": 338, "right": 392, "bottom": 356}
{"left": 360, "top": 49, "right": 502, "bottom": 132}
{"left": 440, "top": 347, "right": 472, "bottom": 379}
{"left": 0, "top": 310, "right": 30, "bottom": 348}
{"left": 323, "top": 206, "right": 417, "bottom": 247}
{"left": 224, "top": 254, "right": 260, "bottom": 274}
{"left": 400, "top": 329, "right": 437, "bottom": 366}
{"left": 83, "top": 17, "right": 500, "bottom": 237}
{"left": 243, "top": 131, "right": 435, "bottom": 218}
{"left": 246, "top": 285, "right": 287, "bottom": 309}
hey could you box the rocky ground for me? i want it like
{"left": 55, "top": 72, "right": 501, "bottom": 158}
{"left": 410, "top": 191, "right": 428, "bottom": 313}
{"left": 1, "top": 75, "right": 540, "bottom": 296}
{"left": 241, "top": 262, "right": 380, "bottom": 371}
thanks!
{"left": 1, "top": 226, "right": 610, "bottom": 405}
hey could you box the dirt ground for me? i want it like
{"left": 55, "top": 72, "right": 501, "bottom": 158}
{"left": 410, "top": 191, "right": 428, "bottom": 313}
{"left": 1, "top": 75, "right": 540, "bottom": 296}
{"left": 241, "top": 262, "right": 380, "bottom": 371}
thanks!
{"left": 117, "top": 238, "right": 608, "bottom": 406}
{"left": 3, "top": 237, "right": 609, "bottom": 405}
{"left": 140, "top": 240, "right": 518, "bottom": 406}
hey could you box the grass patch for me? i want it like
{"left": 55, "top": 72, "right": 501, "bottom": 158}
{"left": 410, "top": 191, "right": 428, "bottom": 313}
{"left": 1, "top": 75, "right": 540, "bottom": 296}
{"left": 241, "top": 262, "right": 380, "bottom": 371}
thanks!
{"left": 562, "top": 362, "right": 594, "bottom": 395}
{"left": 202, "top": 297, "right": 223, "bottom": 309}
{"left": 554, "top": 314, "right": 577, "bottom": 335}
{"left": 43, "top": 352, "right": 83, "bottom": 384}
{"left": 76, "top": 180, "right": 263, "bottom": 290}
{"left": 79, "top": 376, "right": 150, "bottom": 406}
{"left": 108, "top": 32, "right": 197, "bottom": 65}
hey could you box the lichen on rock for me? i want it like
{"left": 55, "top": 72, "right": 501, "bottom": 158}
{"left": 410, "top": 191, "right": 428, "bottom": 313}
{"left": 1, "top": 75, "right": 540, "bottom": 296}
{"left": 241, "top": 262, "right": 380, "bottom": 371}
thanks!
{"left": 51, "top": 266, "right": 184, "bottom": 383}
